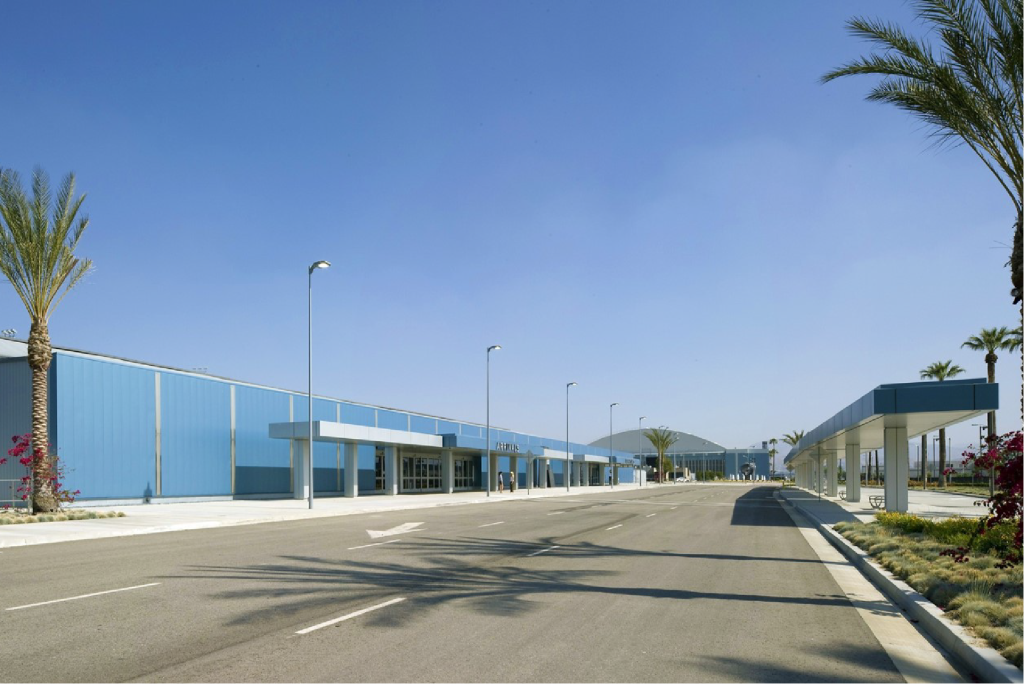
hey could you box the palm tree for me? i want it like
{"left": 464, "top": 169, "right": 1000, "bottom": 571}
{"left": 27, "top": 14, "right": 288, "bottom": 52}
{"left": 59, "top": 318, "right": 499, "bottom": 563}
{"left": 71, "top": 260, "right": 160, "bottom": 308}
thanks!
{"left": 920, "top": 360, "right": 966, "bottom": 487}
{"left": 781, "top": 430, "right": 805, "bottom": 449}
{"left": 823, "top": 0, "right": 1022, "bottom": 306}
{"left": 0, "top": 168, "right": 92, "bottom": 512}
{"left": 643, "top": 428, "right": 679, "bottom": 483}
{"left": 768, "top": 437, "right": 779, "bottom": 480}
{"left": 962, "top": 325, "right": 1016, "bottom": 434}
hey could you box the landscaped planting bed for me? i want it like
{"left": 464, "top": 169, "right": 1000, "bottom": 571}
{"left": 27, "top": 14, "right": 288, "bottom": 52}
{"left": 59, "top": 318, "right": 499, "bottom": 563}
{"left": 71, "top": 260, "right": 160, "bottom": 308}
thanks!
{"left": 834, "top": 512, "right": 1022, "bottom": 668}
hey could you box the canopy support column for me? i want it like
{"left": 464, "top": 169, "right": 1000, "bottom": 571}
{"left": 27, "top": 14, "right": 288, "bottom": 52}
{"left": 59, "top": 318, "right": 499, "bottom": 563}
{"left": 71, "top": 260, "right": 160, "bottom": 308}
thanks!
{"left": 845, "top": 443, "right": 861, "bottom": 502}
{"left": 883, "top": 427, "right": 909, "bottom": 512}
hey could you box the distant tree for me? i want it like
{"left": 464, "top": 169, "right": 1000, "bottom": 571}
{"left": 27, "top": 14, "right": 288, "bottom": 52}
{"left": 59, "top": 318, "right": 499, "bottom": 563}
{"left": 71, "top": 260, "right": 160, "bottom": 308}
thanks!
{"left": 921, "top": 360, "right": 967, "bottom": 488}
{"left": 962, "top": 325, "right": 1017, "bottom": 450}
{"left": 781, "top": 431, "right": 805, "bottom": 449}
{"left": 0, "top": 168, "right": 92, "bottom": 512}
{"left": 768, "top": 437, "right": 779, "bottom": 479}
{"left": 643, "top": 428, "right": 679, "bottom": 483}
{"left": 823, "top": 0, "right": 1022, "bottom": 307}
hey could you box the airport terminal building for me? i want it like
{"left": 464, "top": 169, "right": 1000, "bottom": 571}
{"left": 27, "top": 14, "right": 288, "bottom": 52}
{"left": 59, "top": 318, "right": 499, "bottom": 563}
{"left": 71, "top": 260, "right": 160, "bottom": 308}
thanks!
{"left": 0, "top": 340, "right": 634, "bottom": 505}
{"left": 590, "top": 430, "right": 770, "bottom": 481}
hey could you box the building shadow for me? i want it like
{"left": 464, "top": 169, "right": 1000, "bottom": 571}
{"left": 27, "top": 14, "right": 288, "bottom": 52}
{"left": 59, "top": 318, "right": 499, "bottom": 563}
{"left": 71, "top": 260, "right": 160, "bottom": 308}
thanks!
{"left": 729, "top": 486, "right": 794, "bottom": 527}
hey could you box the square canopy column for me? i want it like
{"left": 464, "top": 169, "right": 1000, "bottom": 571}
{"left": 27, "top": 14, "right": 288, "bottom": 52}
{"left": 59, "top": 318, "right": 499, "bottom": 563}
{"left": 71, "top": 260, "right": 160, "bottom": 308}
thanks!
{"left": 384, "top": 445, "right": 399, "bottom": 495}
{"left": 884, "top": 427, "right": 909, "bottom": 512}
{"left": 441, "top": 449, "right": 454, "bottom": 494}
{"left": 344, "top": 443, "right": 359, "bottom": 498}
{"left": 845, "top": 443, "right": 861, "bottom": 502}
{"left": 827, "top": 451, "right": 838, "bottom": 497}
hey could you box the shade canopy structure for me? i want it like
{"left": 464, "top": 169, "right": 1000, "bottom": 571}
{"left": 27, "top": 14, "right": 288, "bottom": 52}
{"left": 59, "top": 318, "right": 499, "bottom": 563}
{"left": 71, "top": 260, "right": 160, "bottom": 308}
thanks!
{"left": 783, "top": 378, "right": 997, "bottom": 512}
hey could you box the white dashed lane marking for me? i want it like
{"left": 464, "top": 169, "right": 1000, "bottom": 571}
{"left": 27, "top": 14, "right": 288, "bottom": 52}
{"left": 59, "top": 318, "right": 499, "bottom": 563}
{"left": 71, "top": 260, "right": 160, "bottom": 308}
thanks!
{"left": 296, "top": 598, "right": 406, "bottom": 635}
{"left": 7, "top": 583, "right": 161, "bottom": 611}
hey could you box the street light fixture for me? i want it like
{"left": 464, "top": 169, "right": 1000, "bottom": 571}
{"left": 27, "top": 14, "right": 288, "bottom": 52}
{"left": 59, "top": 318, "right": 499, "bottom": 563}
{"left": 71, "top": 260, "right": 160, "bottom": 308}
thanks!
{"left": 486, "top": 345, "right": 501, "bottom": 498}
{"left": 566, "top": 382, "right": 577, "bottom": 492}
{"left": 307, "top": 260, "right": 330, "bottom": 510}
{"left": 639, "top": 416, "right": 647, "bottom": 487}
{"left": 609, "top": 403, "right": 619, "bottom": 489}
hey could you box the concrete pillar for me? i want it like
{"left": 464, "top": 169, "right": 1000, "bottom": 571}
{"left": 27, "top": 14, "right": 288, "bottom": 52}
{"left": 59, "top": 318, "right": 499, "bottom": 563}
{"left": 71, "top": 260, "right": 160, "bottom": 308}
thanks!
{"left": 489, "top": 453, "right": 498, "bottom": 491}
{"left": 816, "top": 454, "right": 824, "bottom": 494}
{"left": 384, "top": 445, "right": 399, "bottom": 495}
{"left": 344, "top": 443, "right": 359, "bottom": 498}
{"left": 884, "top": 427, "right": 909, "bottom": 512}
{"left": 441, "top": 449, "right": 454, "bottom": 494}
{"left": 538, "top": 458, "right": 548, "bottom": 488}
{"left": 508, "top": 456, "right": 517, "bottom": 491}
{"left": 526, "top": 455, "right": 534, "bottom": 489}
{"left": 845, "top": 444, "right": 861, "bottom": 502}
{"left": 294, "top": 440, "right": 309, "bottom": 499}
{"left": 827, "top": 451, "right": 838, "bottom": 497}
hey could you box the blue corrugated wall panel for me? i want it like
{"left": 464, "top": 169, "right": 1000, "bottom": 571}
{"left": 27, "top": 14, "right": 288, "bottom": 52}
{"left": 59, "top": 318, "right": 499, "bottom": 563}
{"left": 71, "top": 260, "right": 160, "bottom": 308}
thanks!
{"left": 234, "top": 385, "right": 291, "bottom": 494}
{"left": 161, "top": 373, "right": 230, "bottom": 496}
{"left": 410, "top": 415, "right": 435, "bottom": 435}
{"left": 437, "top": 420, "right": 459, "bottom": 435}
{"left": 0, "top": 359, "right": 32, "bottom": 496}
{"left": 341, "top": 402, "right": 375, "bottom": 427}
{"left": 377, "top": 409, "right": 407, "bottom": 431}
{"left": 54, "top": 354, "right": 156, "bottom": 499}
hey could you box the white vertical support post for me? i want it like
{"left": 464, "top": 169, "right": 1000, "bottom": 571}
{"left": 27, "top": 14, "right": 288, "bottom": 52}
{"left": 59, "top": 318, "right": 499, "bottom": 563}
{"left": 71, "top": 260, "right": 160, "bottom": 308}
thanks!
{"left": 827, "top": 451, "right": 838, "bottom": 497}
{"left": 538, "top": 458, "right": 548, "bottom": 488}
{"left": 442, "top": 449, "right": 454, "bottom": 494}
{"left": 508, "top": 455, "right": 517, "bottom": 491}
{"left": 294, "top": 440, "right": 310, "bottom": 499}
{"left": 489, "top": 453, "right": 498, "bottom": 491}
{"left": 845, "top": 444, "right": 861, "bottom": 502}
{"left": 816, "top": 454, "right": 824, "bottom": 494}
{"left": 884, "top": 427, "right": 909, "bottom": 512}
{"left": 344, "top": 443, "right": 359, "bottom": 498}
{"left": 526, "top": 454, "right": 535, "bottom": 489}
{"left": 384, "top": 445, "right": 399, "bottom": 495}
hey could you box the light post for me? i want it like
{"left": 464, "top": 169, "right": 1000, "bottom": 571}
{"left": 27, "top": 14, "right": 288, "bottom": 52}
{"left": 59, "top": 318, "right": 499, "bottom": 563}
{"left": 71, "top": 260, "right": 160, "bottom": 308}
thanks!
{"left": 486, "top": 345, "right": 501, "bottom": 498}
{"left": 566, "top": 382, "right": 577, "bottom": 492}
{"left": 307, "top": 260, "right": 330, "bottom": 510}
{"left": 639, "top": 416, "right": 646, "bottom": 487}
{"left": 609, "top": 403, "right": 619, "bottom": 488}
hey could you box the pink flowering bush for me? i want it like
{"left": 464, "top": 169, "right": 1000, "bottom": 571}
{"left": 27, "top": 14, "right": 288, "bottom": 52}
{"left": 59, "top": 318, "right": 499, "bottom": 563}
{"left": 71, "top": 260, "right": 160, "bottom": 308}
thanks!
{"left": 940, "top": 431, "right": 1022, "bottom": 568}
{"left": 3, "top": 434, "right": 79, "bottom": 511}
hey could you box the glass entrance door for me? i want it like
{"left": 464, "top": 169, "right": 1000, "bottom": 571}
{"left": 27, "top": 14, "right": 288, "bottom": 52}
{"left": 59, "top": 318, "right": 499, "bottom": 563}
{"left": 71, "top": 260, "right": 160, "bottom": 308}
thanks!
{"left": 401, "top": 455, "right": 442, "bottom": 492}
{"left": 375, "top": 446, "right": 386, "bottom": 491}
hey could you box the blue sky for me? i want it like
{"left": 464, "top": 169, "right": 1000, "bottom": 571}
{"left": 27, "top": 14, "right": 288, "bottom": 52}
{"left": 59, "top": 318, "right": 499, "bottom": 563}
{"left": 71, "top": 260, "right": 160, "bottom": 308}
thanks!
{"left": 1, "top": 1, "right": 1019, "bottom": 458}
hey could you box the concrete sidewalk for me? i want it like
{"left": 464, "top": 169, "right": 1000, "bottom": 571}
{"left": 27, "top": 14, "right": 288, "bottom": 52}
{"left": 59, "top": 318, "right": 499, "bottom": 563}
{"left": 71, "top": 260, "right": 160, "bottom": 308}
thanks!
{"left": 778, "top": 485, "right": 988, "bottom": 525}
{"left": 0, "top": 482, "right": 650, "bottom": 549}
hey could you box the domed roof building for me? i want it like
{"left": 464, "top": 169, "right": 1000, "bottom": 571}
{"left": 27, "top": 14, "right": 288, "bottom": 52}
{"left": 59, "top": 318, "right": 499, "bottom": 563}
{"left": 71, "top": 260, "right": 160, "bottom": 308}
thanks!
{"left": 589, "top": 429, "right": 770, "bottom": 481}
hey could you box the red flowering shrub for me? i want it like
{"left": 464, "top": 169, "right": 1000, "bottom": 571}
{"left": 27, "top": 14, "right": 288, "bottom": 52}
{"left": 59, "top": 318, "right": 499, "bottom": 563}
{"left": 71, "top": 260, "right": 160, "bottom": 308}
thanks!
{"left": 4, "top": 434, "right": 79, "bottom": 511}
{"left": 940, "top": 431, "right": 1022, "bottom": 567}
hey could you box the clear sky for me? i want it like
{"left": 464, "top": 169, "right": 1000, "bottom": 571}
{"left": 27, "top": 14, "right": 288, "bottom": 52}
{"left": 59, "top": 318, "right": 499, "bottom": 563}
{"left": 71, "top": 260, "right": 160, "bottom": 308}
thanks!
{"left": 1, "top": 1, "right": 1019, "bottom": 459}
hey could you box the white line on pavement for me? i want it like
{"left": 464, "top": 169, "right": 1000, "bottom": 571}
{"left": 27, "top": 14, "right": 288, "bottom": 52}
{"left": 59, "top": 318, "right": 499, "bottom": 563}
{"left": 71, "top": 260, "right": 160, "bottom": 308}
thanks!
{"left": 646, "top": 513, "right": 656, "bottom": 517}
{"left": 7, "top": 583, "right": 161, "bottom": 611}
{"left": 671, "top": 507, "right": 678, "bottom": 510}
{"left": 295, "top": 597, "right": 406, "bottom": 635}
{"left": 347, "top": 539, "right": 402, "bottom": 550}
{"left": 478, "top": 521, "right": 505, "bottom": 528}
{"left": 546, "top": 511, "right": 564, "bottom": 515}
{"left": 606, "top": 524, "right": 623, "bottom": 530}
{"left": 527, "top": 546, "right": 560, "bottom": 557}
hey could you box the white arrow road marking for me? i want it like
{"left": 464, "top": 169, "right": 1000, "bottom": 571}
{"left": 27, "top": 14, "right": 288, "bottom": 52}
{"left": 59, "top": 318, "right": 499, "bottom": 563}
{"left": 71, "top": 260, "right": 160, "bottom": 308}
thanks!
{"left": 295, "top": 597, "right": 406, "bottom": 635}
{"left": 366, "top": 522, "right": 424, "bottom": 539}
{"left": 7, "top": 583, "right": 161, "bottom": 611}
{"left": 527, "top": 545, "right": 560, "bottom": 557}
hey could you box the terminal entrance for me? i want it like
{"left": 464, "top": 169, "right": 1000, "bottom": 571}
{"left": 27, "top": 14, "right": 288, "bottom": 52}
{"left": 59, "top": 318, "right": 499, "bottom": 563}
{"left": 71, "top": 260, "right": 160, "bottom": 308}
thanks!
{"left": 375, "top": 447, "right": 386, "bottom": 491}
{"left": 401, "top": 454, "right": 441, "bottom": 492}
{"left": 454, "top": 457, "right": 477, "bottom": 490}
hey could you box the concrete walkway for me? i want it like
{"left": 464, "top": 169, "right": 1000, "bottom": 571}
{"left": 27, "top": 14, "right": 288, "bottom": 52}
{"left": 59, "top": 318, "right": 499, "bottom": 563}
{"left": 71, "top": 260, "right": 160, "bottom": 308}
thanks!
{"left": 0, "top": 482, "right": 650, "bottom": 548}
{"left": 778, "top": 485, "right": 988, "bottom": 526}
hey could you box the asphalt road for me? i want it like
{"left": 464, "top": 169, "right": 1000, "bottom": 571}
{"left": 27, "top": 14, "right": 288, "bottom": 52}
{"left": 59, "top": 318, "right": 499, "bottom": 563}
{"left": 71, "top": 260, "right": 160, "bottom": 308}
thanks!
{"left": 1, "top": 485, "right": 916, "bottom": 682}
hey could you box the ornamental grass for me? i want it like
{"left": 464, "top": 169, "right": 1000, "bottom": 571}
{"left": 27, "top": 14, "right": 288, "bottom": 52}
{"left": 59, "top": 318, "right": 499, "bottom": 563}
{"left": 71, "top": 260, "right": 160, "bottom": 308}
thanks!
{"left": 0, "top": 509, "right": 125, "bottom": 524}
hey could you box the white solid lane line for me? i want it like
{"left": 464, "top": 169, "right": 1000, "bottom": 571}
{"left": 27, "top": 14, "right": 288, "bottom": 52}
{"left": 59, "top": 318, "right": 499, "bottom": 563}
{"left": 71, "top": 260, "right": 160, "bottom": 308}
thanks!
{"left": 606, "top": 524, "right": 623, "bottom": 530}
{"left": 546, "top": 511, "right": 564, "bottom": 515}
{"left": 7, "top": 583, "right": 161, "bottom": 611}
{"left": 296, "top": 597, "right": 406, "bottom": 635}
{"left": 527, "top": 546, "right": 560, "bottom": 557}
{"left": 478, "top": 521, "right": 505, "bottom": 528}
{"left": 646, "top": 513, "right": 656, "bottom": 517}
{"left": 347, "top": 539, "right": 402, "bottom": 550}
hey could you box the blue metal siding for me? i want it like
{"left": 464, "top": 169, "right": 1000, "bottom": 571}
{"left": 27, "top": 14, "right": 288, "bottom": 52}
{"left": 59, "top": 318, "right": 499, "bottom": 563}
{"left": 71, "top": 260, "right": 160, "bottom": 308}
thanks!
{"left": 410, "top": 415, "right": 436, "bottom": 435}
{"left": 341, "top": 402, "right": 375, "bottom": 427}
{"left": 437, "top": 420, "right": 459, "bottom": 435}
{"left": 161, "top": 373, "right": 230, "bottom": 496}
{"left": 0, "top": 359, "right": 32, "bottom": 496}
{"left": 53, "top": 354, "right": 156, "bottom": 500}
{"left": 234, "top": 385, "right": 291, "bottom": 494}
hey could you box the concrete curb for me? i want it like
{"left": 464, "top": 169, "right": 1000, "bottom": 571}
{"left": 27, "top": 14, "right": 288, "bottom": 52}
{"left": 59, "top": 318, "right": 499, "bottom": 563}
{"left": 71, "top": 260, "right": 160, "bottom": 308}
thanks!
{"left": 780, "top": 495, "right": 1021, "bottom": 683}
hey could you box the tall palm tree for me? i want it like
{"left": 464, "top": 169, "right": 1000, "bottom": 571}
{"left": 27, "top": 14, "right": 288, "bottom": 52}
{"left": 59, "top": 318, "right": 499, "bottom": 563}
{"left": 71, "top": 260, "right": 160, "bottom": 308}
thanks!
{"left": 0, "top": 168, "right": 92, "bottom": 512}
{"left": 643, "top": 428, "right": 678, "bottom": 483}
{"left": 768, "top": 437, "right": 779, "bottom": 480}
{"left": 920, "top": 360, "right": 966, "bottom": 487}
{"left": 962, "top": 325, "right": 1016, "bottom": 434}
{"left": 781, "top": 430, "right": 805, "bottom": 448}
{"left": 823, "top": 0, "right": 1023, "bottom": 306}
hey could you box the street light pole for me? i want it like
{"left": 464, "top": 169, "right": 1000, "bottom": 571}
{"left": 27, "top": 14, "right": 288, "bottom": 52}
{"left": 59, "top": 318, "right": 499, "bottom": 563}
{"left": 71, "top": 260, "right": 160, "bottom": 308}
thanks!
{"left": 609, "top": 403, "right": 619, "bottom": 488}
{"left": 566, "top": 382, "right": 577, "bottom": 492}
{"left": 486, "top": 345, "right": 501, "bottom": 498}
{"left": 639, "top": 416, "right": 646, "bottom": 487}
{"left": 307, "top": 260, "right": 331, "bottom": 510}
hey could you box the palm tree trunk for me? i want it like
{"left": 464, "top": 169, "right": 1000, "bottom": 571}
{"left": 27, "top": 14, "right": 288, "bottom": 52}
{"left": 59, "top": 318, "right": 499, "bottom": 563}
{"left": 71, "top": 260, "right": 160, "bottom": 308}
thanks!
{"left": 28, "top": 321, "right": 56, "bottom": 513}
{"left": 938, "top": 427, "right": 947, "bottom": 493}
